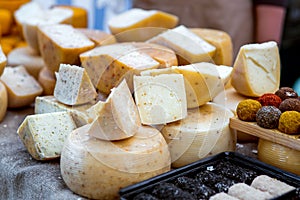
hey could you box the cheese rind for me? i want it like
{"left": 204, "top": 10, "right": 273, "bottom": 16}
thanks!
{"left": 0, "top": 81, "right": 7, "bottom": 122}
{"left": 54, "top": 5, "right": 87, "bottom": 28}
{"left": 17, "top": 111, "right": 77, "bottom": 160}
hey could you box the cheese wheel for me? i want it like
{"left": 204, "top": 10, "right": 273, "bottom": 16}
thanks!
{"left": 38, "top": 67, "right": 56, "bottom": 95}
{"left": 0, "top": 81, "right": 7, "bottom": 122}
{"left": 190, "top": 28, "right": 233, "bottom": 66}
{"left": 54, "top": 5, "right": 88, "bottom": 28}
{"left": 161, "top": 102, "right": 236, "bottom": 168}
{"left": 38, "top": 24, "right": 95, "bottom": 72}
{"left": 77, "top": 28, "right": 117, "bottom": 46}
{"left": 258, "top": 138, "right": 300, "bottom": 175}
{"left": 1, "top": 66, "right": 43, "bottom": 108}
{"left": 0, "top": 45, "right": 6, "bottom": 76}
{"left": 7, "top": 46, "right": 45, "bottom": 79}
{"left": 108, "top": 8, "right": 178, "bottom": 35}
{"left": 148, "top": 25, "right": 216, "bottom": 65}
{"left": 231, "top": 41, "right": 280, "bottom": 97}
{"left": 0, "top": 9, "right": 12, "bottom": 35}
{"left": 60, "top": 124, "right": 171, "bottom": 199}
{"left": 17, "top": 111, "right": 77, "bottom": 160}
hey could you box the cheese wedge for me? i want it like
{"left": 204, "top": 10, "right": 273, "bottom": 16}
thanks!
{"left": 38, "top": 67, "right": 56, "bottom": 95}
{"left": 17, "top": 111, "right": 77, "bottom": 160}
{"left": 0, "top": 45, "right": 6, "bottom": 76}
{"left": 134, "top": 74, "right": 187, "bottom": 125}
{"left": 191, "top": 28, "right": 233, "bottom": 66}
{"left": 1, "top": 66, "right": 43, "bottom": 108}
{"left": 54, "top": 64, "right": 97, "bottom": 106}
{"left": 161, "top": 102, "right": 235, "bottom": 168}
{"left": 0, "top": 81, "right": 7, "bottom": 122}
{"left": 231, "top": 41, "right": 280, "bottom": 97}
{"left": 38, "top": 24, "right": 95, "bottom": 72}
{"left": 148, "top": 25, "right": 216, "bottom": 64}
{"left": 108, "top": 8, "right": 178, "bottom": 35}
{"left": 0, "top": 9, "right": 12, "bottom": 35}
{"left": 54, "top": 5, "right": 87, "bottom": 28}
{"left": 61, "top": 124, "right": 171, "bottom": 199}
{"left": 77, "top": 28, "right": 117, "bottom": 46}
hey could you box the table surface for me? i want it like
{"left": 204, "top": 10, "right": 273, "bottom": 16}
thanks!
{"left": 0, "top": 107, "right": 258, "bottom": 200}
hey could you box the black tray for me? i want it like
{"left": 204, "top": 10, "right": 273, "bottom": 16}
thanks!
{"left": 119, "top": 152, "right": 300, "bottom": 200}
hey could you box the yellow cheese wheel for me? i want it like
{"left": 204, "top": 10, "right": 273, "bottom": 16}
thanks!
{"left": 0, "top": 9, "right": 12, "bottom": 35}
{"left": 54, "top": 5, "right": 88, "bottom": 28}
{"left": 0, "top": 81, "right": 7, "bottom": 122}
{"left": 37, "top": 67, "right": 56, "bottom": 95}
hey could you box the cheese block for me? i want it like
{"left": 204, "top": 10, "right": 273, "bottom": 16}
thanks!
{"left": 35, "top": 96, "right": 94, "bottom": 127}
{"left": 87, "top": 80, "right": 141, "bottom": 141}
{"left": 38, "top": 67, "right": 56, "bottom": 95}
{"left": 54, "top": 64, "right": 97, "bottom": 106}
{"left": 0, "top": 81, "right": 7, "bottom": 122}
{"left": 38, "top": 24, "right": 95, "bottom": 72}
{"left": 77, "top": 28, "right": 117, "bottom": 46}
{"left": 161, "top": 102, "right": 236, "bottom": 168}
{"left": 0, "top": 45, "right": 6, "bottom": 75}
{"left": 0, "top": 9, "right": 12, "bottom": 35}
{"left": 108, "top": 8, "right": 178, "bottom": 35}
{"left": 60, "top": 124, "right": 171, "bottom": 199}
{"left": 148, "top": 25, "right": 216, "bottom": 64}
{"left": 7, "top": 46, "right": 45, "bottom": 79}
{"left": 17, "top": 111, "right": 77, "bottom": 160}
{"left": 0, "top": 66, "right": 43, "bottom": 108}
{"left": 231, "top": 41, "right": 280, "bottom": 97}
{"left": 191, "top": 28, "right": 233, "bottom": 66}
{"left": 114, "top": 27, "right": 166, "bottom": 42}
{"left": 54, "top": 5, "right": 87, "bottom": 28}
{"left": 133, "top": 74, "right": 187, "bottom": 125}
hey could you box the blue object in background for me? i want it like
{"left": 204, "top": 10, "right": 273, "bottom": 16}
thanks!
{"left": 57, "top": 0, "right": 71, "bottom": 5}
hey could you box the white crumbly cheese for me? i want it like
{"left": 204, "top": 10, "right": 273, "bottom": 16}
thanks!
{"left": 133, "top": 74, "right": 187, "bottom": 125}
{"left": 228, "top": 183, "right": 272, "bottom": 200}
{"left": 17, "top": 111, "right": 77, "bottom": 160}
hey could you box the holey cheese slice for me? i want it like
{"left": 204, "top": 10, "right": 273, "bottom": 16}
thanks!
{"left": 133, "top": 74, "right": 187, "bottom": 125}
{"left": 54, "top": 64, "right": 97, "bottom": 106}
{"left": 86, "top": 80, "right": 141, "bottom": 141}
{"left": 231, "top": 41, "right": 280, "bottom": 97}
{"left": 0, "top": 45, "right": 6, "bottom": 76}
{"left": 161, "top": 102, "right": 236, "bottom": 168}
{"left": 60, "top": 124, "right": 171, "bottom": 199}
{"left": 17, "top": 111, "right": 77, "bottom": 160}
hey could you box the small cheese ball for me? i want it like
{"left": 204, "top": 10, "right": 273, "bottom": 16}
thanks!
{"left": 236, "top": 99, "right": 262, "bottom": 121}
{"left": 256, "top": 106, "right": 281, "bottom": 129}
{"left": 279, "top": 98, "right": 300, "bottom": 112}
{"left": 278, "top": 111, "right": 300, "bottom": 134}
{"left": 275, "top": 87, "right": 298, "bottom": 101}
{"left": 257, "top": 93, "right": 282, "bottom": 108}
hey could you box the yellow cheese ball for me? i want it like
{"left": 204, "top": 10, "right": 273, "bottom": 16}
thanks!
{"left": 278, "top": 111, "right": 300, "bottom": 134}
{"left": 236, "top": 99, "right": 262, "bottom": 121}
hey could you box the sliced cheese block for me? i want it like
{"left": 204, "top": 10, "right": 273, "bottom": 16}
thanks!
{"left": 0, "top": 9, "right": 12, "bottom": 35}
{"left": 38, "top": 67, "right": 56, "bottom": 95}
{"left": 108, "top": 8, "right": 178, "bottom": 35}
{"left": 54, "top": 64, "right": 97, "bottom": 106}
{"left": 60, "top": 124, "right": 171, "bottom": 199}
{"left": 161, "top": 102, "right": 235, "bottom": 168}
{"left": 133, "top": 74, "right": 187, "bottom": 125}
{"left": 0, "top": 45, "right": 6, "bottom": 75}
{"left": 54, "top": 5, "right": 87, "bottom": 28}
{"left": 87, "top": 80, "right": 141, "bottom": 141}
{"left": 38, "top": 24, "right": 95, "bottom": 72}
{"left": 17, "top": 111, "right": 76, "bottom": 160}
{"left": 0, "top": 81, "right": 7, "bottom": 122}
{"left": 77, "top": 28, "right": 117, "bottom": 46}
{"left": 191, "top": 28, "right": 233, "bottom": 66}
{"left": 148, "top": 25, "right": 216, "bottom": 65}
{"left": 35, "top": 96, "right": 94, "bottom": 127}
{"left": 231, "top": 41, "right": 280, "bottom": 97}
{"left": 1, "top": 66, "right": 43, "bottom": 108}
{"left": 7, "top": 46, "right": 45, "bottom": 79}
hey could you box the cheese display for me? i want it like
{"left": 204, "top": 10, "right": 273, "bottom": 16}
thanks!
{"left": 231, "top": 41, "right": 280, "bottom": 97}
{"left": 108, "top": 8, "right": 178, "bottom": 35}
{"left": 17, "top": 111, "right": 77, "bottom": 160}
{"left": 54, "top": 64, "right": 97, "bottom": 106}
{"left": 87, "top": 80, "right": 141, "bottom": 141}
{"left": 161, "top": 102, "right": 235, "bottom": 168}
{"left": 0, "top": 45, "right": 6, "bottom": 75}
{"left": 0, "top": 81, "right": 7, "bottom": 122}
{"left": 77, "top": 28, "right": 117, "bottom": 46}
{"left": 38, "top": 24, "right": 95, "bottom": 72}
{"left": 148, "top": 25, "right": 216, "bottom": 64}
{"left": 0, "top": 9, "right": 12, "bottom": 35}
{"left": 134, "top": 74, "right": 187, "bottom": 125}
{"left": 0, "top": 66, "right": 43, "bottom": 108}
{"left": 60, "top": 124, "right": 171, "bottom": 199}
{"left": 37, "top": 67, "right": 56, "bottom": 95}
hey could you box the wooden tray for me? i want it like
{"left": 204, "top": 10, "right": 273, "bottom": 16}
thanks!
{"left": 230, "top": 117, "right": 300, "bottom": 151}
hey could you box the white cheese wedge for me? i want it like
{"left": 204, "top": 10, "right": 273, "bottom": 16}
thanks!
{"left": 0, "top": 66, "right": 43, "bottom": 108}
{"left": 0, "top": 45, "right": 6, "bottom": 76}
{"left": 231, "top": 41, "right": 280, "bottom": 97}
{"left": 17, "top": 111, "right": 77, "bottom": 160}
{"left": 0, "top": 81, "right": 7, "bottom": 122}
{"left": 148, "top": 25, "right": 216, "bottom": 64}
{"left": 87, "top": 80, "right": 141, "bottom": 141}
{"left": 161, "top": 102, "right": 235, "bottom": 168}
{"left": 54, "top": 64, "right": 97, "bottom": 106}
{"left": 133, "top": 74, "right": 187, "bottom": 125}
{"left": 60, "top": 124, "right": 171, "bottom": 199}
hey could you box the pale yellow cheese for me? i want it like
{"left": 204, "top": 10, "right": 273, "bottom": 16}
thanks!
{"left": 37, "top": 67, "right": 56, "bottom": 95}
{"left": 17, "top": 111, "right": 77, "bottom": 160}
{"left": 77, "top": 28, "right": 117, "bottom": 46}
{"left": 1, "top": 66, "right": 43, "bottom": 108}
{"left": 133, "top": 74, "right": 187, "bottom": 125}
{"left": 0, "top": 9, "right": 12, "bottom": 35}
{"left": 38, "top": 24, "right": 95, "bottom": 72}
{"left": 114, "top": 27, "right": 166, "bottom": 42}
{"left": 54, "top": 5, "right": 87, "bottom": 28}
{"left": 0, "top": 45, "right": 7, "bottom": 76}
{"left": 0, "top": 81, "right": 7, "bottom": 122}
{"left": 231, "top": 41, "right": 280, "bottom": 97}
{"left": 108, "top": 8, "right": 178, "bottom": 35}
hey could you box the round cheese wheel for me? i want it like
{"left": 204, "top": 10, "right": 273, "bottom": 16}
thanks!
{"left": 161, "top": 102, "right": 236, "bottom": 168}
{"left": 61, "top": 124, "right": 171, "bottom": 199}
{"left": 0, "top": 81, "right": 7, "bottom": 122}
